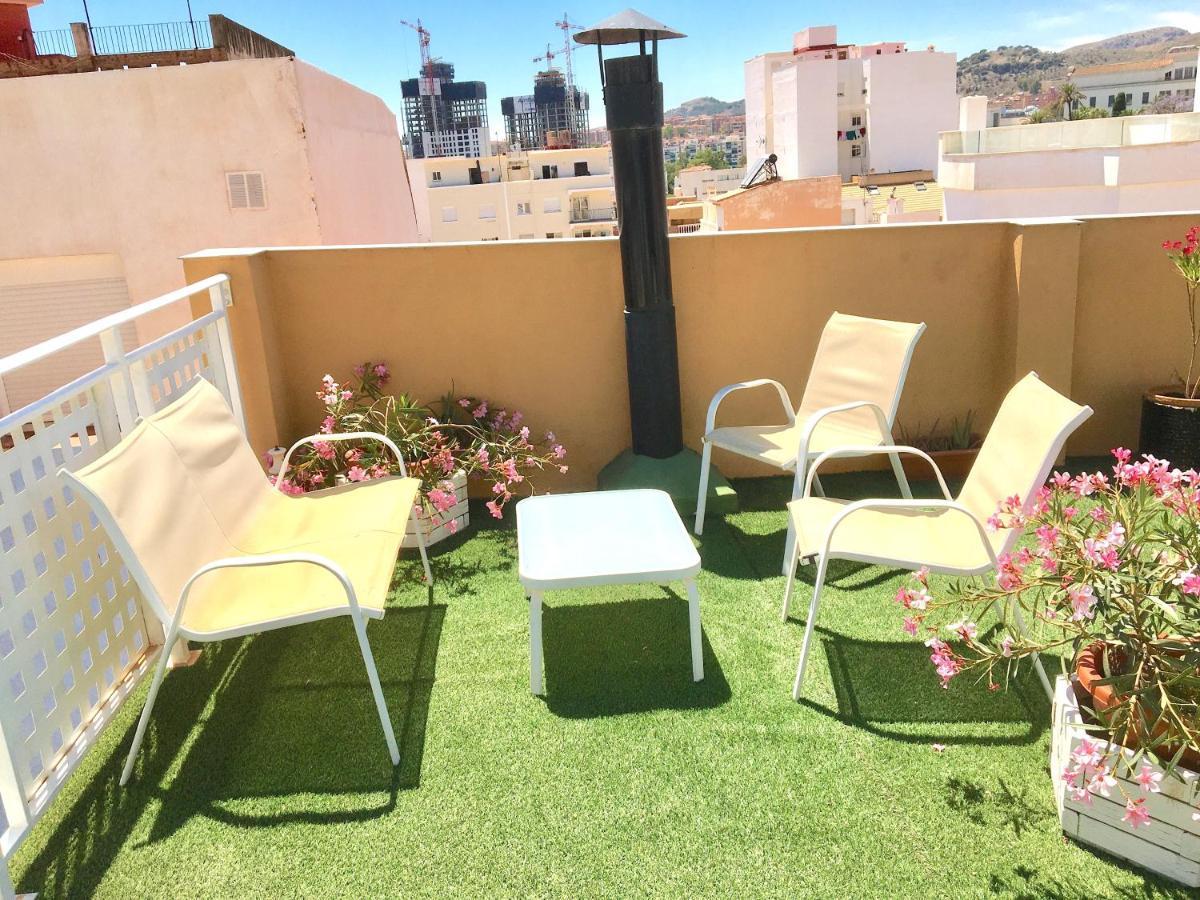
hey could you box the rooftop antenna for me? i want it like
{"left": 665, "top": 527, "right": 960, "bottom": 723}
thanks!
{"left": 401, "top": 18, "right": 440, "bottom": 138}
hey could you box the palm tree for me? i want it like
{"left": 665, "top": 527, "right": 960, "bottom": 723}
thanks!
{"left": 1059, "top": 82, "right": 1083, "bottom": 122}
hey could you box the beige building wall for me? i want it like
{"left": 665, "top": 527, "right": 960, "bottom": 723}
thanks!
{"left": 710, "top": 177, "right": 843, "bottom": 230}
{"left": 183, "top": 211, "right": 1196, "bottom": 488}
{"left": 0, "top": 57, "right": 417, "bottom": 344}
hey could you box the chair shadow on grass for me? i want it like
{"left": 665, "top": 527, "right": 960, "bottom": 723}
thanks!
{"left": 14, "top": 603, "right": 444, "bottom": 896}
{"left": 541, "top": 590, "right": 732, "bottom": 718}
{"left": 145, "top": 601, "right": 445, "bottom": 840}
{"left": 797, "top": 627, "right": 1051, "bottom": 747}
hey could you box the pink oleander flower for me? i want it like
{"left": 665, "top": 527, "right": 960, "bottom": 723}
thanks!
{"left": 915, "top": 566, "right": 929, "bottom": 585}
{"left": 1136, "top": 764, "right": 1164, "bottom": 794}
{"left": 313, "top": 441, "right": 336, "bottom": 461}
{"left": 428, "top": 488, "right": 456, "bottom": 512}
{"left": 458, "top": 397, "right": 472, "bottom": 408}
{"left": 1067, "top": 584, "right": 1097, "bottom": 622}
{"left": 947, "top": 619, "right": 978, "bottom": 642}
{"left": 320, "top": 415, "right": 336, "bottom": 434}
{"left": 347, "top": 466, "right": 368, "bottom": 482}
{"left": 485, "top": 500, "right": 503, "bottom": 519}
{"left": 1087, "top": 767, "right": 1117, "bottom": 798}
{"left": 272, "top": 476, "right": 305, "bottom": 497}
{"left": 373, "top": 363, "right": 389, "bottom": 380}
{"left": 1123, "top": 798, "right": 1152, "bottom": 829}
{"left": 472, "top": 402, "right": 488, "bottom": 419}
{"left": 999, "top": 635, "right": 1014, "bottom": 657}
{"left": 552, "top": 444, "right": 567, "bottom": 460}
{"left": 345, "top": 448, "right": 362, "bottom": 463}
{"left": 309, "top": 471, "right": 325, "bottom": 485}
{"left": 558, "top": 465, "right": 569, "bottom": 474}
{"left": 1175, "top": 568, "right": 1200, "bottom": 596}
{"left": 354, "top": 364, "right": 367, "bottom": 378}
{"left": 902, "top": 616, "right": 919, "bottom": 636}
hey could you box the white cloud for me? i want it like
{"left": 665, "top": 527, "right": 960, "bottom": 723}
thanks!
{"left": 1148, "top": 11, "right": 1200, "bottom": 34}
{"left": 1029, "top": 13, "right": 1084, "bottom": 32}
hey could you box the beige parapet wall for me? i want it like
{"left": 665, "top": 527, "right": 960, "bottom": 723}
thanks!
{"left": 182, "top": 211, "right": 1199, "bottom": 490}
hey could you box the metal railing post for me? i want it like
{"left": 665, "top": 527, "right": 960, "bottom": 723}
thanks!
{"left": 98, "top": 327, "right": 137, "bottom": 435}
{"left": 0, "top": 717, "right": 30, "bottom": 900}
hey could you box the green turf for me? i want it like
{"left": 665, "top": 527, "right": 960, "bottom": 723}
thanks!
{"left": 10, "top": 472, "right": 1192, "bottom": 898}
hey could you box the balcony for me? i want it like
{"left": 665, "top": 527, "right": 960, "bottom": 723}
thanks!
{"left": 569, "top": 206, "right": 617, "bottom": 224}
{"left": 1, "top": 211, "right": 1197, "bottom": 896}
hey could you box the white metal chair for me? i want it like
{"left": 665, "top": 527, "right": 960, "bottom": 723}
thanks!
{"left": 61, "top": 378, "right": 431, "bottom": 784}
{"left": 782, "top": 372, "right": 1093, "bottom": 701}
{"left": 694, "top": 312, "right": 927, "bottom": 566}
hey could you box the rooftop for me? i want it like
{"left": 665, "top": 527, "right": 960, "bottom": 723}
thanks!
{"left": 1073, "top": 55, "right": 1185, "bottom": 77}
{"left": 941, "top": 110, "right": 1200, "bottom": 156}
{"left": 841, "top": 178, "right": 943, "bottom": 217}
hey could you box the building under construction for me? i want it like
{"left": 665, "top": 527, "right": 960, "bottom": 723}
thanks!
{"left": 401, "top": 61, "right": 489, "bottom": 159}
{"left": 500, "top": 69, "right": 590, "bottom": 150}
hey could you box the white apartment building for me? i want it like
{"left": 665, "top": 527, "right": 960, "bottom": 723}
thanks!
{"left": 407, "top": 147, "right": 616, "bottom": 242}
{"left": 938, "top": 111, "right": 1200, "bottom": 220}
{"left": 673, "top": 165, "right": 746, "bottom": 199}
{"left": 1073, "top": 49, "right": 1198, "bottom": 114}
{"left": 745, "top": 25, "right": 958, "bottom": 182}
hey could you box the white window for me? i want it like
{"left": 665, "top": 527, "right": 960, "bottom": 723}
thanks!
{"left": 543, "top": 197, "right": 562, "bottom": 214}
{"left": 545, "top": 232, "right": 562, "bottom": 239}
{"left": 852, "top": 145, "right": 863, "bottom": 158}
{"left": 432, "top": 171, "right": 442, "bottom": 182}
{"left": 518, "top": 233, "right": 535, "bottom": 240}
{"left": 226, "top": 171, "right": 267, "bottom": 210}
{"left": 441, "top": 206, "right": 457, "bottom": 223}
{"left": 850, "top": 115, "right": 862, "bottom": 127}
{"left": 516, "top": 202, "right": 531, "bottom": 216}
{"left": 479, "top": 204, "right": 497, "bottom": 220}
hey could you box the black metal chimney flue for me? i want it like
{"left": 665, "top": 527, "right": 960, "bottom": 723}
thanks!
{"left": 576, "top": 10, "right": 686, "bottom": 459}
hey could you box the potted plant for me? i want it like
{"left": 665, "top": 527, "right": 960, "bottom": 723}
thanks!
{"left": 894, "top": 448, "right": 1200, "bottom": 885}
{"left": 273, "top": 362, "right": 569, "bottom": 546}
{"left": 1140, "top": 226, "right": 1200, "bottom": 470}
{"left": 895, "top": 411, "right": 981, "bottom": 480}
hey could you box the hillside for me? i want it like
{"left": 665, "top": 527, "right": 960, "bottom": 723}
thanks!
{"left": 665, "top": 96, "right": 745, "bottom": 118}
{"left": 958, "top": 26, "right": 1198, "bottom": 98}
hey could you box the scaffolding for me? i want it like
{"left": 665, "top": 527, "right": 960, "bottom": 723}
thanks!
{"left": 500, "top": 69, "right": 590, "bottom": 150}
{"left": 401, "top": 61, "right": 489, "bottom": 159}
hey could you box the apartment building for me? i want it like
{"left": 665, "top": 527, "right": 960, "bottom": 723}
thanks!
{"left": 401, "top": 60, "right": 489, "bottom": 159}
{"left": 0, "top": 13, "right": 419, "bottom": 405}
{"left": 501, "top": 69, "right": 590, "bottom": 150}
{"left": 745, "top": 25, "right": 958, "bottom": 181}
{"left": 407, "top": 147, "right": 615, "bottom": 242}
{"left": 673, "top": 165, "right": 746, "bottom": 199}
{"left": 938, "top": 111, "right": 1200, "bottom": 220}
{"left": 1073, "top": 49, "right": 1199, "bottom": 113}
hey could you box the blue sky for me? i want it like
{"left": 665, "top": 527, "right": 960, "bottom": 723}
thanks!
{"left": 28, "top": 1, "right": 1200, "bottom": 133}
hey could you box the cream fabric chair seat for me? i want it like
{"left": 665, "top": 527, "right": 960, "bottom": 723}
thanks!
{"left": 782, "top": 373, "right": 1093, "bottom": 702}
{"left": 62, "top": 377, "right": 431, "bottom": 784}
{"left": 789, "top": 497, "right": 995, "bottom": 574}
{"left": 707, "top": 415, "right": 887, "bottom": 471}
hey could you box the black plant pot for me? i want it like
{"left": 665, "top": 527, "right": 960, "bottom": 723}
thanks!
{"left": 1139, "top": 388, "right": 1200, "bottom": 470}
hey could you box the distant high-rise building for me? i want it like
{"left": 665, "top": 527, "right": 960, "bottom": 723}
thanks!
{"left": 501, "top": 69, "right": 589, "bottom": 150}
{"left": 401, "top": 61, "right": 489, "bottom": 159}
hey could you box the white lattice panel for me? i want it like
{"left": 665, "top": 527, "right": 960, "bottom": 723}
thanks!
{"left": 135, "top": 323, "right": 223, "bottom": 415}
{"left": 0, "top": 382, "right": 151, "bottom": 805}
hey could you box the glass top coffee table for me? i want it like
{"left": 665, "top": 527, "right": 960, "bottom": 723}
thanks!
{"left": 516, "top": 489, "right": 704, "bottom": 696}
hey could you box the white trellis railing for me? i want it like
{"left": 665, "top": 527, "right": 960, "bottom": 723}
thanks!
{"left": 0, "top": 274, "right": 240, "bottom": 899}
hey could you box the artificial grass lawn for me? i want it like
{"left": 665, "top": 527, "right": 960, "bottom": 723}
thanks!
{"left": 11, "top": 472, "right": 1193, "bottom": 898}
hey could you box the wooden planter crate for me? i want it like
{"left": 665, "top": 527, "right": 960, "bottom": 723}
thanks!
{"left": 1051, "top": 675, "right": 1200, "bottom": 887}
{"left": 403, "top": 470, "right": 468, "bottom": 549}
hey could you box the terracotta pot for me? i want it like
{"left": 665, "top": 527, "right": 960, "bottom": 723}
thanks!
{"left": 1139, "top": 387, "right": 1200, "bottom": 471}
{"left": 1074, "top": 641, "right": 1200, "bottom": 771}
{"left": 900, "top": 447, "right": 979, "bottom": 481}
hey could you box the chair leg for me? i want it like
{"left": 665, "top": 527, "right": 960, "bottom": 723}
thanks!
{"left": 1011, "top": 599, "right": 1053, "bottom": 700}
{"left": 811, "top": 474, "right": 826, "bottom": 498}
{"left": 121, "top": 620, "right": 182, "bottom": 786}
{"left": 783, "top": 459, "right": 807, "bottom": 574}
{"left": 409, "top": 506, "right": 433, "bottom": 585}
{"left": 351, "top": 612, "right": 400, "bottom": 765}
{"left": 685, "top": 577, "right": 704, "bottom": 682}
{"left": 793, "top": 553, "right": 830, "bottom": 700}
{"left": 888, "top": 451, "right": 914, "bottom": 500}
{"left": 780, "top": 537, "right": 801, "bottom": 621}
{"left": 694, "top": 442, "right": 712, "bottom": 536}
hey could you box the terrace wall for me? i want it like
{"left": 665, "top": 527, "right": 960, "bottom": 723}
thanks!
{"left": 182, "top": 211, "right": 1199, "bottom": 489}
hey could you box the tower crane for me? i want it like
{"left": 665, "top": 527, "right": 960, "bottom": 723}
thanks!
{"left": 532, "top": 43, "right": 556, "bottom": 69}
{"left": 400, "top": 18, "right": 440, "bottom": 136}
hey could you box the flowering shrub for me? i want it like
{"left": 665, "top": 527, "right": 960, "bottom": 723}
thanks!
{"left": 896, "top": 448, "right": 1200, "bottom": 826}
{"left": 275, "top": 362, "right": 568, "bottom": 530}
{"left": 1161, "top": 225, "right": 1200, "bottom": 398}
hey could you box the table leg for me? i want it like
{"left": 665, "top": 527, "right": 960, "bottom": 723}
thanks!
{"left": 529, "top": 591, "right": 545, "bottom": 696}
{"left": 685, "top": 578, "right": 704, "bottom": 682}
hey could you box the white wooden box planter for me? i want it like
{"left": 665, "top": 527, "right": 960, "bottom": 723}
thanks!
{"left": 403, "top": 470, "right": 468, "bottom": 549}
{"left": 1051, "top": 675, "right": 1200, "bottom": 887}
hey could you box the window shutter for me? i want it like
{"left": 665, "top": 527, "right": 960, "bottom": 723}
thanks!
{"left": 226, "top": 172, "right": 248, "bottom": 209}
{"left": 226, "top": 171, "right": 267, "bottom": 210}
{"left": 245, "top": 172, "right": 267, "bottom": 209}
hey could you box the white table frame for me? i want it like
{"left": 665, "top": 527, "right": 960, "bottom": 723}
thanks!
{"left": 517, "top": 490, "right": 705, "bottom": 696}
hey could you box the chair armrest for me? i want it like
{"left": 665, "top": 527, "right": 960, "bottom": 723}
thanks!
{"left": 819, "top": 498, "right": 997, "bottom": 569}
{"left": 178, "top": 552, "right": 363, "bottom": 623}
{"left": 704, "top": 379, "right": 795, "bottom": 434}
{"left": 804, "top": 444, "right": 953, "bottom": 500}
{"left": 275, "top": 431, "right": 408, "bottom": 489}
{"left": 795, "top": 401, "right": 894, "bottom": 469}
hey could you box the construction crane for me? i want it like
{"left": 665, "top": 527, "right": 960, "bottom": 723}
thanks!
{"left": 401, "top": 18, "right": 440, "bottom": 137}
{"left": 532, "top": 43, "right": 556, "bottom": 69}
{"left": 554, "top": 13, "right": 583, "bottom": 99}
